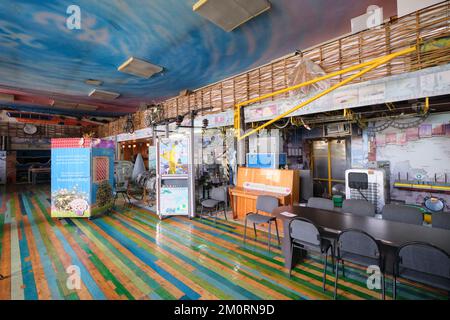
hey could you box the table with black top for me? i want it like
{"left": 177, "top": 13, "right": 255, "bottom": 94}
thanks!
{"left": 273, "top": 205, "right": 450, "bottom": 274}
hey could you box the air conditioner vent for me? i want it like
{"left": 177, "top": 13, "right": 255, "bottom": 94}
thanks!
{"left": 193, "top": 0, "right": 271, "bottom": 32}
{"left": 118, "top": 57, "right": 163, "bottom": 78}
{"left": 88, "top": 89, "right": 120, "bottom": 100}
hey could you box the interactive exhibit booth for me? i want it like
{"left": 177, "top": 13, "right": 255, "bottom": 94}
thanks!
{"left": 51, "top": 138, "right": 115, "bottom": 219}
{"left": 155, "top": 132, "right": 195, "bottom": 219}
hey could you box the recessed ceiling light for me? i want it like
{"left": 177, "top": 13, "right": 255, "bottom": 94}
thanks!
{"left": 0, "top": 93, "right": 15, "bottom": 102}
{"left": 77, "top": 104, "right": 99, "bottom": 111}
{"left": 52, "top": 100, "right": 78, "bottom": 109}
{"left": 88, "top": 89, "right": 120, "bottom": 100}
{"left": 118, "top": 57, "right": 163, "bottom": 78}
{"left": 85, "top": 79, "right": 103, "bottom": 86}
{"left": 193, "top": 0, "right": 271, "bottom": 32}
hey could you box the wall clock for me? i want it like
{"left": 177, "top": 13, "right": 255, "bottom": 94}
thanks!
{"left": 23, "top": 124, "right": 38, "bottom": 135}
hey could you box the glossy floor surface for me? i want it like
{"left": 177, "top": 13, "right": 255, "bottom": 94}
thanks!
{"left": 0, "top": 185, "right": 447, "bottom": 300}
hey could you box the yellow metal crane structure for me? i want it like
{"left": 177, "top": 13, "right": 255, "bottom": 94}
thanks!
{"left": 234, "top": 46, "right": 417, "bottom": 140}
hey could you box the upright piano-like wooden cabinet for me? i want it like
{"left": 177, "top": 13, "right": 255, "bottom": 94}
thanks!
{"left": 229, "top": 167, "right": 300, "bottom": 220}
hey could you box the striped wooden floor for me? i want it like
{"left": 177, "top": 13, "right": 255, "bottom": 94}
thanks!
{"left": 0, "top": 185, "right": 447, "bottom": 300}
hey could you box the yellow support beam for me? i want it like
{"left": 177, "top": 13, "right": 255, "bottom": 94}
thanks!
{"left": 234, "top": 46, "right": 416, "bottom": 140}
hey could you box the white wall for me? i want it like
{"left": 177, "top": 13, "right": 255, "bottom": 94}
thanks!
{"left": 375, "top": 113, "right": 450, "bottom": 209}
{"left": 397, "top": 0, "right": 442, "bottom": 17}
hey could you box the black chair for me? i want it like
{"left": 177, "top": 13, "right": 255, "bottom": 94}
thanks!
{"left": 342, "top": 199, "right": 375, "bottom": 217}
{"left": 334, "top": 229, "right": 385, "bottom": 300}
{"left": 243, "top": 195, "right": 280, "bottom": 252}
{"left": 113, "top": 175, "right": 131, "bottom": 208}
{"left": 432, "top": 212, "right": 450, "bottom": 230}
{"left": 200, "top": 186, "right": 228, "bottom": 223}
{"left": 307, "top": 197, "right": 334, "bottom": 211}
{"left": 381, "top": 204, "right": 423, "bottom": 225}
{"left": 289, "top": 217, "right": 334, "bottom": 291}
{"left": 393, "top": 242, "right": 450, "bottom": 299}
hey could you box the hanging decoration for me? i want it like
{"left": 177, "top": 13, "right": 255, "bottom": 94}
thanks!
{"left": 123, "top": 114, "right": 135, "bottom": 134}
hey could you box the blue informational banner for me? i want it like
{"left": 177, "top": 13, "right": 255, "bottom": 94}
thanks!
{"left": 51, "top": 138, "right": 114, "bottom": 218}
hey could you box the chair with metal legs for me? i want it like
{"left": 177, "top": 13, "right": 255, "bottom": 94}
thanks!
{"left": 113, "top": 178, "right": 131, "bottom": 208}
{"left": 243, "top": 195, "right": 280, "bottom": 252}
{"left": 200, "top": 186, "right": 228, "bottom": 223}
{"left": 393, "top": 241, "right": 450, "bottom": 300}
{"left": 334, "top": 229, "right": 385, "bottom": 300}
{"left": 288, "top": 217, "right": 334, "bottom": 291}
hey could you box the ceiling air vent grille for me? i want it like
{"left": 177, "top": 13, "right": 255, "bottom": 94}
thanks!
{"left": 118, "top": 57, "right": 163, "bottom": 78}
{"left": 88, "top": 89, "right": 120, "bottom": 100}
{"left": 193, "top": 0, "right": 271, "bottom": 32}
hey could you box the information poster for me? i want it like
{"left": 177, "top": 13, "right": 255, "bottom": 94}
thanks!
{"left": 51, "top": 147, "right": 92, "bottom": 218}
{"left": 159, "top": 138, "right": 189, "bottom": 175}
{"left": 51, "top": 138, "right": 115, "bottom": 218}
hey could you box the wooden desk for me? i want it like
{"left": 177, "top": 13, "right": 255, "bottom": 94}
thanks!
{"left": 229, "top": 186, "right": 291, "bottom": 219}
{"left": 273, "top": 205, "right": 450, "bottom": 274}
{"left": 229, "top": 167, "right": 299, "bottom": 220}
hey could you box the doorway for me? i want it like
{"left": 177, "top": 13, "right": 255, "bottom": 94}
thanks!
{"left": 311, "top": 138, "right": 348, "bottom": 197}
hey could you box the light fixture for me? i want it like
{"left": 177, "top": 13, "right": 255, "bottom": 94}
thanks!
{"left": 175, "top": 114, "right": 184, "bottom": 126}
{"left": 0, "top": 93, "right": 15, "bottom": 102}
{"left": 193, "top": 0, "right": 271, "bottom": 32}
{"left": 118, "top": 57, "right": 163, "bottom": 78}
{"left": 146, "top": 143, "right": 150, "bottom": 147}
{"left": 89, "top": 89, "right": 120, "bottom": 100}
{"left": 301, "top": 118, "right": 311, "bottom": 131}
{"left": 85, "top": 79, "right": 103, "bottom": 86}
{"left": 77, "top": 104, "right": 99, "bottom": 111}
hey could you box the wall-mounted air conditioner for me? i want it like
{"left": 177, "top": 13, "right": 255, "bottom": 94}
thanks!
{"left": 323, "top": 122, "right": 352, "bottom": 137}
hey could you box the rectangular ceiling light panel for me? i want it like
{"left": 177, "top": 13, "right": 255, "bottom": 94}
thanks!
{"left": 193, "top": 0, "right": 271, "bottom": 32}
{"left": 77, "top": 104, "right": 99, "bottom": 111}
{"left": 118, "top": 57, "right": 163, "bottom": 78}
{"left": 88, "top": 89, "right": 120, "bottom": 100}
{"left": 52, "top": 100, "right": 78, "bottom": 109}
{"left": 0, "top": 93, "right": 15, "bottom": 102}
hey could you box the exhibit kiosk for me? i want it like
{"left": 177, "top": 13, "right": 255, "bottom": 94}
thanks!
{"left": 51, "top": 138, "right": 115, "bottom": 219}
{"left": 155, "top": 131, "right": 195, "bottom": 219}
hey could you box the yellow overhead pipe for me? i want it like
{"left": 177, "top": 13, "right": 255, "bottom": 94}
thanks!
{"left": 234, "top": 46, "right": 416, "bottom": 140}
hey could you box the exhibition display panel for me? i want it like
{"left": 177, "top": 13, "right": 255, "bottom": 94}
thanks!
{"left": 51, "top": 138, "right": 115, "bottom": 218}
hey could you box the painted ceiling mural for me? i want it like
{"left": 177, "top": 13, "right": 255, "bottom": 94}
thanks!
{"left": 0, "top": 0, "right": 396, "bottom": 117}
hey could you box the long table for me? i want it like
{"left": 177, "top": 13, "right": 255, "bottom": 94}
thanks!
{"left": 273, "top": 205, "right": 450, "bottom": 274}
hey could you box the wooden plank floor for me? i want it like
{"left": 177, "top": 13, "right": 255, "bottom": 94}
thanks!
{"left": 0, "top": 185, "right": 447, "bottom": 300}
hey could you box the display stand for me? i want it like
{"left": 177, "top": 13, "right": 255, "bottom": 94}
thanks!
{"left": 51, "top": 138, "right": 115, "bottom": 219}
{"left": 156, "top": 132, "right": 195, "bottom": 219}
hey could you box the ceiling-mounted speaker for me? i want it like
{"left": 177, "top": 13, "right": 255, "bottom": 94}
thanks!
{"left": 193, "top": 0, "right": 271, "bottom": 32}
{"left": 0, "top": 93, "right": 15, "bottom": 102}
{"left": 88, "top": 89, "right": 120, "bottom": 100}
